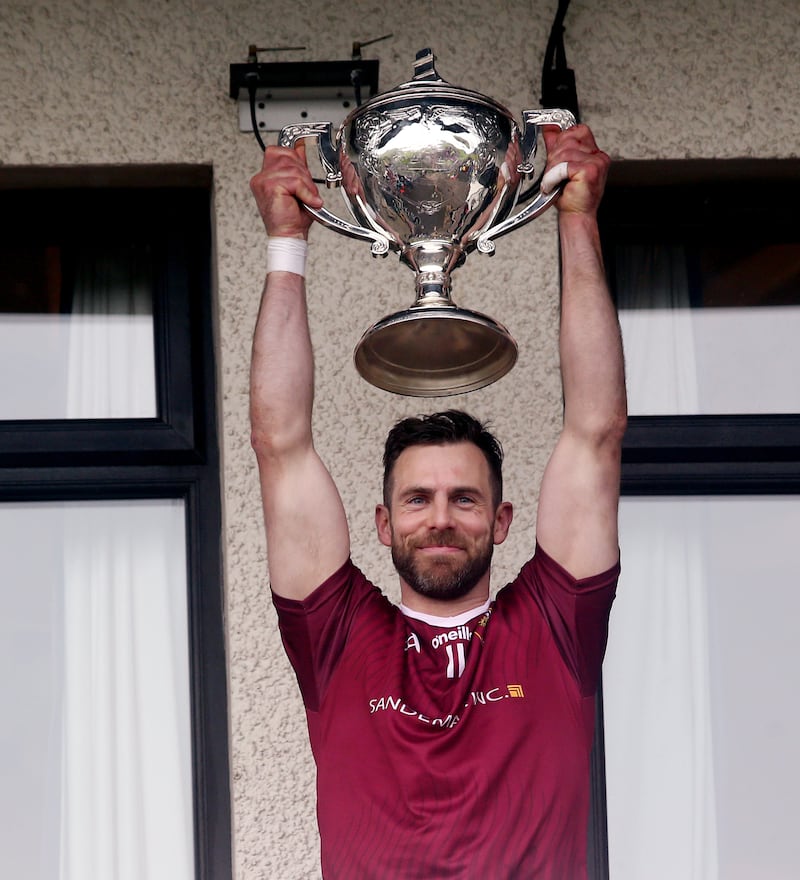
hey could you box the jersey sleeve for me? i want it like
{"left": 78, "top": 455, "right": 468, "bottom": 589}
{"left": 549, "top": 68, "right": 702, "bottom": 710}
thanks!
{"left": 271, "top": 559, "right": 385, "bottom": 711}
{"left": 511, "top": 543, "right": 619, "bottom": 696}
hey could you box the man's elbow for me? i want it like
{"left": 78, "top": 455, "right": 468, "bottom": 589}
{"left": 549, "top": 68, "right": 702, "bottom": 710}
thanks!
{"left": 250, "top": 391, "right": 312, "bottom": 453}
{"left": 250, "top": 409, "right": 303, "bottom": 462}
{"left": 250, "top": 426, "right": 307, "bottom": 467}
{"left": 608, "top": 405, "right": 628, "bottom": 443}
{"left": 599, "top": 407, "right": 627, "bottom": 454}
{"left": 569, "top": 401, "right": 627, "bottom": 449}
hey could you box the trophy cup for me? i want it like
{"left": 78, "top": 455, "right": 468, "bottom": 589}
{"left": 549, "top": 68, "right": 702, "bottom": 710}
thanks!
{"left": 279, "top": 48, "right": 575, "bottom": 396}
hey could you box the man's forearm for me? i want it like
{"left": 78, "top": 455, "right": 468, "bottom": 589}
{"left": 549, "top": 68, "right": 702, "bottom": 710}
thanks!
{"left": 558, "top": 212, "right": 627, "bottom": 441}
{"left": 249, "top": 269, "right": 314, "bottom": 457}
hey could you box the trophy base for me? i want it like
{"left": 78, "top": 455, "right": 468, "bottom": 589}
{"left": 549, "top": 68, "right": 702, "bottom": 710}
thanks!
{"left": 353, "top": 306, "right": 518, "bottom": 397}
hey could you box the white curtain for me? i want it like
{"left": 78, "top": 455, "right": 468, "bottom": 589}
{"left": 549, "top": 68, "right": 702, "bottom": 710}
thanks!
{"left": 66, "top": 244, "right": 157, "bottom": 419}
{"left": 615, "top": 244, "right": 700, "bottom": 414}
{"left": 603, "top": 242, "right": 717, "bottom": 877}
{"left": 0, "top": 244, "right": 156, "bottom": 419}
{"left": 59, "top": 500, "right": 194, "bottom": 880}
{"left": 604, "top": 500, "right": 718, "bottom": 879}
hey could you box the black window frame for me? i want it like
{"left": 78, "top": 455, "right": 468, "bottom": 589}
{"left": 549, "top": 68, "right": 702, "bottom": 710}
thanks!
{"left": 0, "top": 165, "right": 231, "bottom": 880}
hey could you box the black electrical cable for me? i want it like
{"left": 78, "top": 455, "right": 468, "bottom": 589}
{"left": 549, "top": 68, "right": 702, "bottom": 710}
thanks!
{"left": 541, "top": 0, "right": 580, "bottom": 120}
{"left": 352, "top": 68, "right": 363, "bottom": 107}
{"left": 246, "top": 74, "right": 268, "bottom": 153}
{"left": 518, "top": 0, "right": 576, "bottom": 204}
{"left": 542, "top": 0, "right": 572, "bottom": 94}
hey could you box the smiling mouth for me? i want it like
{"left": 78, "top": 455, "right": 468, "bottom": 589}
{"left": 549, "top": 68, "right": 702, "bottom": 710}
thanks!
{"left": 417, "top": 543, "right": 465, "bottom": 554}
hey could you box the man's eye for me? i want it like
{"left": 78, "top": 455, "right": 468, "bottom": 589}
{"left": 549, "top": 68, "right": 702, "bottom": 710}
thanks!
{"left": 456, "top": 496, "right": 475, "bottom": 505}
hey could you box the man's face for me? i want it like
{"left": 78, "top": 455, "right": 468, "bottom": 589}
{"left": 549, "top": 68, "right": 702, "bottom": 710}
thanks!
{"left": 376, "top": 442, "right": 512, "bottom": 606}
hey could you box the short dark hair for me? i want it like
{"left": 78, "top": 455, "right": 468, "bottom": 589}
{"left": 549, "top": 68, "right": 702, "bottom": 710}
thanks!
{"left": 382, "top": 410, "right": 504, "bottom": 508}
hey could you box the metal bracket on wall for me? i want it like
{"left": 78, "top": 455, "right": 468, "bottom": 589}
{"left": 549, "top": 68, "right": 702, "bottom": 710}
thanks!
{"left": 229, "top": 58, "right": 380, "bottom": 133}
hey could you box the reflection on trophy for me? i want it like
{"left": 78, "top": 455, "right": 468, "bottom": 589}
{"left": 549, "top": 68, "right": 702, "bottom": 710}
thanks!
{"left": 280, "top": 48, "right": 575, "bottom": 396}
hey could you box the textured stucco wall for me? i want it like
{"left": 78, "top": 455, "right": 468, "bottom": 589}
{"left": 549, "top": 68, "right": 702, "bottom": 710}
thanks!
{"left": 1, "top": 1, "right": 798, "bottom": 877}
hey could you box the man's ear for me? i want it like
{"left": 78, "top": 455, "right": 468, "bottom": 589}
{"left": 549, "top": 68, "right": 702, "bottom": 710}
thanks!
{"left": 375, "top": 504, "right": 392, "bottom": 547}
{"left": 493, "top": 501, "right": 514, "bottom": 545}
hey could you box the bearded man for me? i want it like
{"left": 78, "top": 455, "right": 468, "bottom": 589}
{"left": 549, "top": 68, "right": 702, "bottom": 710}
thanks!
{"left": 249, "top": 123, "right": 626, "bottom": 879}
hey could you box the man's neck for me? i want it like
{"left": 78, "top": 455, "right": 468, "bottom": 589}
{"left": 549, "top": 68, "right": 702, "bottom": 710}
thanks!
{"left": 398, "top": 580, "right": 491, "bottom": 618}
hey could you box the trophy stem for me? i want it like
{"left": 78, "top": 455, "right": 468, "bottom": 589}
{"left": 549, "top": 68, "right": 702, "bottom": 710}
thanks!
{"left": 356, "top": 238, "right": 517, "bottom": 397}
{"left": 405, "top": 239, "right": 462, "bottom": 307}
{"left": 413, "top": 271, "right": 453, "bottom": 308}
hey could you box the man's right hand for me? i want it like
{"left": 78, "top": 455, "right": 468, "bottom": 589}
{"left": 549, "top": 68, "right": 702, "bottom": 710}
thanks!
{"left": 250, "top": 141, "right": 325, "bottom": 240}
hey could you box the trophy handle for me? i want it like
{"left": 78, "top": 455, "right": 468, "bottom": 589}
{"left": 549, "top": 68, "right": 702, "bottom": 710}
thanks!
{"left": 475, "top": 109, "right": 576, "bottom": 255}
{"left": 278, "top": 123, "right": 391, "bottom": 256}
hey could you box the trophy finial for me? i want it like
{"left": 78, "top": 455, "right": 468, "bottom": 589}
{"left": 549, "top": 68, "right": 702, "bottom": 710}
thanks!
{"left": 413, "top": 48, "right": 441, "bottom": 82}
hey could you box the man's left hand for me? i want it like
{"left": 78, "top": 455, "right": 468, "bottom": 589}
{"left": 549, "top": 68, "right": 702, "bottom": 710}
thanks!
{"left": 541, "top": 124, "right": 610, "bottom": 217}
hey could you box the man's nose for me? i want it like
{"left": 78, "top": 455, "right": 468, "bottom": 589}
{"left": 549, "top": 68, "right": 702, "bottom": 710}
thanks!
{"left": 428, "top": 495, "right": 454, "bottom": 530}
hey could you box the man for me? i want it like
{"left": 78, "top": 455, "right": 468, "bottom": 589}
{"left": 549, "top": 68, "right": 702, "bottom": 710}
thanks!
{"left": 249, "top": 123, "right": 626, "bottom": 879}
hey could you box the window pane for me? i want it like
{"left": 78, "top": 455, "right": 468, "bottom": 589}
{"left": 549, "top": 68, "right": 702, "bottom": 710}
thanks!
{"left": 0, "top": 244, "right": 157, "bottom": 419}
{"left": 617, "top": 242, "right": 800, "bottom": 415}
{"left": 0, "top": 499, "right": 194, "bottom": 880}
{"left": 600, "top": 163, "right": 800, "bottom": 418}
{"left": 604, "top": 496, "right": 800, "bottom": 879}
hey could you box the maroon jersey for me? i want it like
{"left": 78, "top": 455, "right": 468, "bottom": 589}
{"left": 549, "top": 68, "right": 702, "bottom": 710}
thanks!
{"left": 273, "top": 544, "right": 618, "bottom": 879}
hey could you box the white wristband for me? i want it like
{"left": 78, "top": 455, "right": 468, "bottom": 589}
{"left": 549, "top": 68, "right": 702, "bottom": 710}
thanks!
{"left": 267, "top": 237, "right": 308, "bottom": 277}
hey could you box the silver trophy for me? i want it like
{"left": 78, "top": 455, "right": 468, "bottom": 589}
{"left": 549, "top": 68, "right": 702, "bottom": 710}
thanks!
{"left": 280, "top": 48, "right": 575, "bottom": 396}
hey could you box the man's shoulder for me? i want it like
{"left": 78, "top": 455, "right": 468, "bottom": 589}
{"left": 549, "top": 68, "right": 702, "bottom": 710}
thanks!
{"left": 273, "top": 557, "right": 396, "bottom": 622}
{"left": 499, "top": 544, "right": 619, "bottom": 594}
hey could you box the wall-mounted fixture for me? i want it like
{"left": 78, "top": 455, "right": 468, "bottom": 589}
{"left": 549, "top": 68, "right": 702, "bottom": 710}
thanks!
{"left": 229, "top": 40, "right": 388, "bottom": 148}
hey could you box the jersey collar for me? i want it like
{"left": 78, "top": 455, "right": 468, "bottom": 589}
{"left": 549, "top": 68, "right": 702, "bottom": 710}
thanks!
{"left": 399, "top": 597, "right": 492, "bottom": 629}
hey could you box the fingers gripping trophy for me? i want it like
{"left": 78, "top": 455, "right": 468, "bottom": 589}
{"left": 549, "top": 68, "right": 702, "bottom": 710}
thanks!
{"left": 279, "top": 48, "right": 575, "bottom": 397}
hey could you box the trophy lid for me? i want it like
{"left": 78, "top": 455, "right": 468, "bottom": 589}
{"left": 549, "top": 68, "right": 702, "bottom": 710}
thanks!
{"left": 356, "top": 47, "right": 515, "bottom": 119}
{"left": 353, "top": 305, "right": 518, "bottom": 397}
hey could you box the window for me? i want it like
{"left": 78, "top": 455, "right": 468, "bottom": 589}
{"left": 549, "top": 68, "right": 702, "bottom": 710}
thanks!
{"left": 0, "top": 211, "right": 158, "bottom": 419}
{"left": 599, "top": 158, "right": 800, "bottom": 462}
{"left": 597, "top": 160, "right": 800, "bottom": 880}
{"left": 605, "top": 495, "right": 800, "bottom": 880}
{"left": 0, "top": 166, "right": 230, "bottom": 880}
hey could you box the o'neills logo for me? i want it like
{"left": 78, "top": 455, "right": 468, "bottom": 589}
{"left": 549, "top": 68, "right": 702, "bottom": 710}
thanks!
{"left": 430, "top": 624, "right": 472, "bottom": 650}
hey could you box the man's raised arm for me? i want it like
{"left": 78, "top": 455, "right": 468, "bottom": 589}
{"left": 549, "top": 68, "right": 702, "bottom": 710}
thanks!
{"left": 535, "top": 125, "right": 627, "bottom": 579}
{"left": 249, "top": 143, "right": 350, "bottom": 599}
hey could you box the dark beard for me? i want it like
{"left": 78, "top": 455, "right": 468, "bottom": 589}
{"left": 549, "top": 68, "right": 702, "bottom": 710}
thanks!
{"left": 391, "top": 531, "right": 494, "bottom": 602}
